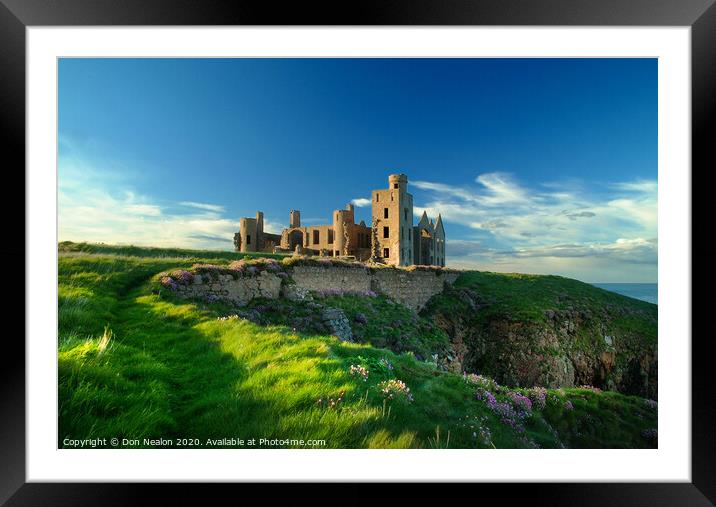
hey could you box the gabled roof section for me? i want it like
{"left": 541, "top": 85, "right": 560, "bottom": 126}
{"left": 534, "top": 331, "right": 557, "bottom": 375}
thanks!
{"left": 417, "top": 210, "right": 430, "bottom": 228}
{"left": 434, "top": 214, "right": 445, "bottom": 234}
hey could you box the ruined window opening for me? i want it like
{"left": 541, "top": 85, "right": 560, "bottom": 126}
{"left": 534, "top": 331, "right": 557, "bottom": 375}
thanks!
{"left": 383, "top": 226, "right": 389, "bottom": 238}
{"left": 246, "top": 234, "right": 251, "bottom": 245}
{"left": 409, "top": 229, "right": 411, "bottom": 240}
{"left": 393, "top": 183, "right": 399, "bottom": 189}
{"left": 384, "top": 208, "right": 389, "bottom": 219}
{"left": 328, "top": 230, "right": 334, "bottom": 244}
{"left": 313, "top": 230, "right": 320, "bottom": 244}
{"left": 376, "top": 194, "right": 380, "bottom": 202}
{"left": 404, "top": 208, "right": 408, "bottom": 220}
{"left": 383, "top": 247, "right": 389, "bottom": 258}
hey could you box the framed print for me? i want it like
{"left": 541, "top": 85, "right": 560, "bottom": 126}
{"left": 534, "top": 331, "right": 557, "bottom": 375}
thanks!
{"left": 3, "top": 0, "right": 715, "bottom": 503}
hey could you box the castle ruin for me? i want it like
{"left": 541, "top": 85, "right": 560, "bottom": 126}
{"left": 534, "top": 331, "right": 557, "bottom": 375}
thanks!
{"left": 234, "top": 174, "right": 446, "bottom": 267}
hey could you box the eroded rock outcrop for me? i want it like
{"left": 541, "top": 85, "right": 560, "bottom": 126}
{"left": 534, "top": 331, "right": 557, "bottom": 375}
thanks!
{"left": 422, "top": 285, "right": 658, "bottom": 400}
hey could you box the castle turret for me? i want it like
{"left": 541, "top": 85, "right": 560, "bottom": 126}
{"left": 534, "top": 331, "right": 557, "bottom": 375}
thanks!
{"left": 239, "top": 216, "right": 258, "bottom": 253}
{"left": 333, "top": 210, "right": 346, "bottom": 256}
{"left": 332, "top": 204, "right": 355, "bottom": 256}
{"left": 256, "top": 211, "right": 264, "bottom": 239}
{"left": 238, "top": 211, "right": 264, "bottom": 253}
{"left": 389, "top": 173, "right": 408, "bottom": 191}
{"left": 290, "top": 210, "right": 301, "bottom": 228}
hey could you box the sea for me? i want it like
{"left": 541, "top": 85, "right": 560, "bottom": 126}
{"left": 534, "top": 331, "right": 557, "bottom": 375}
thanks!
{"left": 591, "top": 283, "right": 658, "bottom": 305}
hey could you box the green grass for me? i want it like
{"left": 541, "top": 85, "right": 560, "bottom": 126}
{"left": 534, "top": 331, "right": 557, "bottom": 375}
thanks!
{"left": 58, "top": 241, "right": 658, "bottom": 449}
{"left": 237, "top": 294, "right": 451, "bottom": 360}
{"left": 59, "top": 240, "right": 288, "bottom": 262}
{"left": 449, "top": 271, "right": 657, "bottom": 326}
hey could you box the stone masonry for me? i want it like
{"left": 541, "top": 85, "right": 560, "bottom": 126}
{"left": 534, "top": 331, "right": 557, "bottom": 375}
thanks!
{"left": 178, "top": 270, "right": 283, "bottom": 306}
{"left": 174, "top": 263, "right": 459, "bottom": 311}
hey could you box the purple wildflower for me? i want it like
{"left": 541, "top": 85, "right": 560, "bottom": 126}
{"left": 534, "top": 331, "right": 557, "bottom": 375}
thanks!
{"left": 509, "top": 392, "right": 533, "bottom": 414}
{"left": 170, "top": 269, "right": 193, "bottom": 285}
{"left": 160, "top": 276, "right": 178, "bottom": 291}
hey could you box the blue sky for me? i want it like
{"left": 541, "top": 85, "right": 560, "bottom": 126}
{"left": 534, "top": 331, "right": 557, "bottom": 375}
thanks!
{"left": 58, "top": 58, "right": 657, "bottom": 282}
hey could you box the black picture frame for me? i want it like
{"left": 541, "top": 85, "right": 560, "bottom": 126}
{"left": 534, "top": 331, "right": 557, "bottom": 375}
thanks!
{"left": 3, "top": 0, "right": 713, "bottom": 504}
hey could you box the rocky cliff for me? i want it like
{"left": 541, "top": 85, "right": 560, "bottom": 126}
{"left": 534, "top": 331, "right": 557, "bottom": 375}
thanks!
{"left": 421, "top": 272, "right": 658, "bottom": 400}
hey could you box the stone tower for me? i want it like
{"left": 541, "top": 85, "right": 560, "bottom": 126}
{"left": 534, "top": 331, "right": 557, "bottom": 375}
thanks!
{"left": 371, "top": 173, "right": 414, "bottom": 266}
{"left": 333, "top": 203, "right": 355, "bottom": 257}
{"left": 239, "top": 211, "right": 264, "bottom": 253}
{"left": 289, "top": 210, "right": 301, "bottom": 228}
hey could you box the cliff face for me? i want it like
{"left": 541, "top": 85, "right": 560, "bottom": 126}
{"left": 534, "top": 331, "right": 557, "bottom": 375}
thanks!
{"left": 422, "top": 274, "right": 658, "bottom": 400}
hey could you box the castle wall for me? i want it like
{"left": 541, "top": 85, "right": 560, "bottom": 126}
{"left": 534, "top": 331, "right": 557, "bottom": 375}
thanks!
{"left": 174, "top": 264, "right": 459, "bottom": 311}
{"left": 371, "top": 268, "right": 459, "bottom": 310}
{"left": 291, "top": 265, "right": 372, "bottom": 293}
{"left": 304, "top": 224, "right": 335, "bottom": 254}
{"left": 177, "top": 271, "right": 283, "bottom": 306}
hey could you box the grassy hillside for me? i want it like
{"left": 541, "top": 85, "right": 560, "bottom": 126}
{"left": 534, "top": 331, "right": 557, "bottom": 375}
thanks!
{"left": 58, "top": 242, "right": 657, "bottom": 449}
{"left": 449, "top": 271, "right": 656, "bottom": 338}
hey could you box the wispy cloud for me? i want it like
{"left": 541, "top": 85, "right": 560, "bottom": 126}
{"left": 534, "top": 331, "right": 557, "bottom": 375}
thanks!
{"left": 59, "top": 157, "right": 247, "bottom": 250}
{"left": 351, "top": 198, "right": 371, "bottom": 207}
{"left": 415, "top": 172, "right": 657, "bottom": 281}
{"left": 59, "top": 187, "right": 241, "bottom": 249}
{"left": 179, "top": 201, "right": 226, "bottom": 213}
{"left": 124, "top": 204, "right": 162, "bottom": 216}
